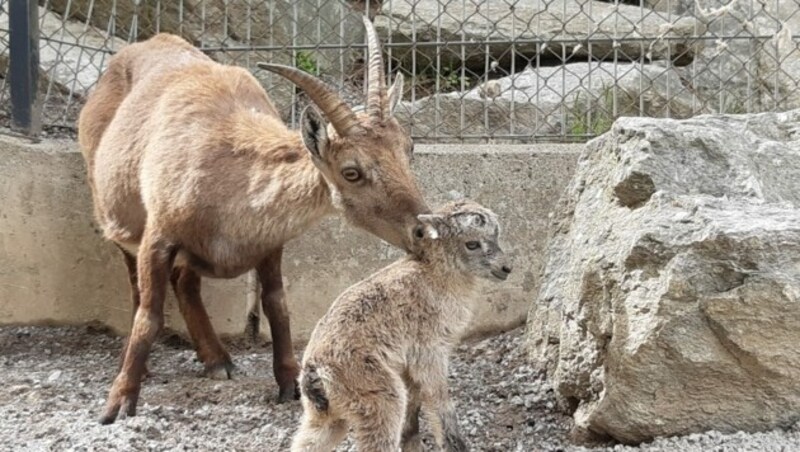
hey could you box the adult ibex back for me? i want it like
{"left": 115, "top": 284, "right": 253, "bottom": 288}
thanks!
{"left": 78, "top": 17, "right": 429, "bottom": 425}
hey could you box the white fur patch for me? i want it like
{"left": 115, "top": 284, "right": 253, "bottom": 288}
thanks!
{"left": 103, "top": 219, "right": 132, "bottom": 241}
{"left": 326, "top": 180, "right": 344, "bottom": 210}
{"left": 116, "top": 241, "right": 140, "bottom": 256}
{"left": 426, "top": 225, "right": 439, "bottom": 240}
{"left": 249, "top": 176, "right": 283, "bottom": 210}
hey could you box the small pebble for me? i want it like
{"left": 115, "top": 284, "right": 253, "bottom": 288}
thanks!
{"left": 47, "top": 370, "right": 63, "bottom": 383}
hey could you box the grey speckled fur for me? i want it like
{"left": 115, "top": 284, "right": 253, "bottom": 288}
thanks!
{"left": 291, "top": 200, "right": 513, "bottom": 451}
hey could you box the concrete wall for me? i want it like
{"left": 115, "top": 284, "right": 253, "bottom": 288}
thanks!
{"left": 0, "top": 133, "right": 580, "bottom": 342}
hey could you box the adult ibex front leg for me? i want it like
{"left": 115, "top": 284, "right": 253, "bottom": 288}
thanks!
{"left": 257, "top": 247, "right": 300, "bottom": 402}
{"left": 170, "top": 266, "right": 234, "bottom": 379}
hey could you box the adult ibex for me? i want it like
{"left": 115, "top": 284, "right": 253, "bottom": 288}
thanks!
{"left": 78, "top": 17, "right": 429, "bottom": 424}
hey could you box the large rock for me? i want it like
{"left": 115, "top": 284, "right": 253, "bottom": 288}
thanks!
{"left": 395, "top": 62, "right": 701, "bottom": 140}
{"left": 43, "top": 0, "right": 363, "bottom": 49}
{"left": 526, "top": 110, "right": 800, "bottom": 443}
{"left": 375, "top": 0, "right": 703, "bottom": 73}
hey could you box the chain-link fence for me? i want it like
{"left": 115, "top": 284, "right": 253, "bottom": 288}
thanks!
{"left": 2, "top": 0, "right": 800, "bottom": 142}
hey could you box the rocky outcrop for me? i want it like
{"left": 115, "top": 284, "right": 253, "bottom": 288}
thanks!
{"left": 526, "top": 110, "right": 800, "bottom": 443}
{"left": 377, "top": 0, "right": 800, "bottom": 141}
{"left": 44, "top": 0, "right": 364, "bottom": 54}
{"left": 395, "top": 62, "right": 700, "bottom": 139}
{"left": 676, "top": 0, "right": 800, "bottom": 112}
{"left": 375, "top": 0, "right": 703, "bottom": 72}
{"left": 26, "top": 0, "right": 800, "bottom": 136}
{"left": 29, "top": 1, "right": 363, "bottom": 122}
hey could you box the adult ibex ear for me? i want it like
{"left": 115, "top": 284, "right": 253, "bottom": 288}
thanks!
{"left": 300, "top": 105, "right": 329, "bottom": 161}
{"left": 417, "top": 213, "right": 447, "bottom": 240}
{"left": 387, "top": 73, "right": 405, "bottom": 117}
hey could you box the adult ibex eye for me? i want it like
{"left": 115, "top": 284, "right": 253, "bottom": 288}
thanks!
{"left": 465, "top": 241, "right": 481, "bottom": 250}
{"left": 341, "top": 168, "right": 362, "bottom": 182}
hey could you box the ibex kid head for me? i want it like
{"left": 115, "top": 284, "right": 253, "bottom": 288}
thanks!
{"left": 416, "top": 200, "right": 513, "bottom": 282}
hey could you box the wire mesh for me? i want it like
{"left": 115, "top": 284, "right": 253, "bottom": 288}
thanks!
{"left": 0, "top": 1, "right": 9, "bottom": 125}
{"left": 1, "top": 0, "right": 799, "bottom": 142}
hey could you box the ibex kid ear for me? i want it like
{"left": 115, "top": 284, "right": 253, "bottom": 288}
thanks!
{"left": 300, "top": 105, "right": 329, "bottom": 161}
{"left": 417, "top": 213, "right": 447, "bottom": 240}
{"left": 387, "top": 73, "right": 405, "bottom": 117}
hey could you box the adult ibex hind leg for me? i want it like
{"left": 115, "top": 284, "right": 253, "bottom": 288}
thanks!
{"left": 170, "top": 265, "right": 234, "bottom": 379}
{"left": 257, "top": 247, "right": 300, "bottom": 402}
{"left": 115, "top": 244, "right": 150, "bottom": 379}
{"left": 101, "top": 233, "right": 175, "bottom": 424}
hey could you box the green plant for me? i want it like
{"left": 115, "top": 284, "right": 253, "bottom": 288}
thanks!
{"left": 440, "top": 65, "right": 462, "bottom": 91}
{"left": 719, "top": 96, "right": 747, "bottom": 114}
{"left": 567, "top": 86, "right": 619, "bottom": 137}
{"left": 295, "top": 51, "right": 319, "bottom": 75}
{"left": 409, "top": 64, "right": 478, "bottom": 98}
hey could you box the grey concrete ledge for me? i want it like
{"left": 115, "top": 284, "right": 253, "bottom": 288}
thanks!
{"left": 0, "top": 131, "right": 580, "bottom": 341}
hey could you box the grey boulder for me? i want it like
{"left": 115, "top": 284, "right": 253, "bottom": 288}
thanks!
{"left": 526, "top": 109, "right": 800, "bottom": 443}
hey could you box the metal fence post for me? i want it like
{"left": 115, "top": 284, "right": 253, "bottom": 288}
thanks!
{"left": 9, "top": 0, "right": 41, "bottom": 136}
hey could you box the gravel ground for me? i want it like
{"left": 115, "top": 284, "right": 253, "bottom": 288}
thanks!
{"left": 2, "top": 325, "right": 800, "bottom": 451}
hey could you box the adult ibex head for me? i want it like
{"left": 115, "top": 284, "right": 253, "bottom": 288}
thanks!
{"left": 258, "top": 17, "right": 427, "bottom": 252}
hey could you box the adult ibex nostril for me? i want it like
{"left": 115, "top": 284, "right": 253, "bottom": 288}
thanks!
{"left": 502, "top": 265, "right": 513, "bottom": 274}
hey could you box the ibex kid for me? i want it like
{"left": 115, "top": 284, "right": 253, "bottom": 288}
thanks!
{"left": 291, "top": 200, "right": 513, "bottom": 451}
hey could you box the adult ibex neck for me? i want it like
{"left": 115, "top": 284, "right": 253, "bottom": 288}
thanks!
{"left": 228, "top": 109, "right": 336, "bottom": 243}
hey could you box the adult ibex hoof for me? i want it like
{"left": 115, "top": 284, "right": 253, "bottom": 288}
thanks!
{"left": 204, "top": 360, "right": 235, "bottom": 380}
{"left": 276, "top": 381, "right": 300, "bottom": 403}
{"left": 99, "top": 390, "right": 138, "bottom": 425}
